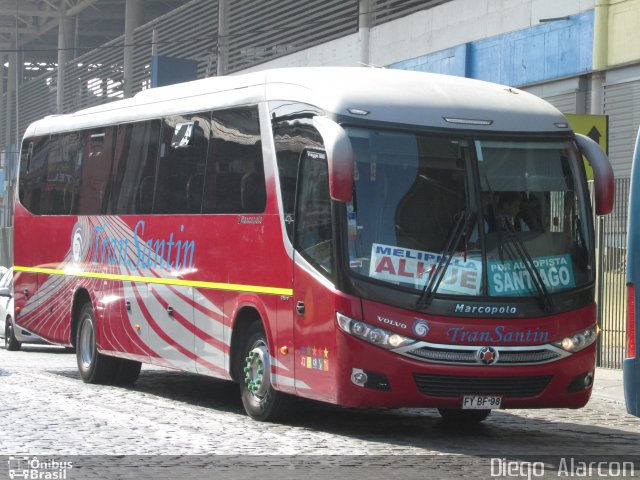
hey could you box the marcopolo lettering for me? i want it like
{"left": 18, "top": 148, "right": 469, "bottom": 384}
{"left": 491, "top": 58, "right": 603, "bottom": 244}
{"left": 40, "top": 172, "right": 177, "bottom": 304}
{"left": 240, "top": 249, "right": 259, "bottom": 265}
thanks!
{"left": 455, "top": 303, "right": 518, "bottom": 315}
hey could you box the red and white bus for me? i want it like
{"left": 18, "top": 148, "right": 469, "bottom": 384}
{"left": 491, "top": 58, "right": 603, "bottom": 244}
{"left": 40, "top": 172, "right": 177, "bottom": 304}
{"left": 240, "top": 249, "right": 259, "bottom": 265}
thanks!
{"left": 14, "top": 67, "right": 614, "bottom": 422}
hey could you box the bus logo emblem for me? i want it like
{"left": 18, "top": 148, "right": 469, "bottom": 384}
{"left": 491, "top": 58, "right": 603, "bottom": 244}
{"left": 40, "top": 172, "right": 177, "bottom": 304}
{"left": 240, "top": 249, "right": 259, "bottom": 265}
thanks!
{"left": 413, "top": 320, "right": 429, "bottom": 337}
{"left": 71, "top": 223, "right": 85, "bottom": 266}
{"left": 477, "top": 346, "right": 499, "bottom": 365}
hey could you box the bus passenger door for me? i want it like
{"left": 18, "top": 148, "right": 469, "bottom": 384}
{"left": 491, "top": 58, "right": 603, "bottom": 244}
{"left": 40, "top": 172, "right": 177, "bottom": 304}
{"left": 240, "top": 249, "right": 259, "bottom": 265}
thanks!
{"left": 292, "top": 149, "right": 338, "bottom": 403}
{"left": 105, "top": 279, "right": 151, "bottom": 362}
{"left": 147, "top": 283, "right": 197, "bottom": 373}
{"left": 12, "top": 270, "right": 40, "bottom": 335}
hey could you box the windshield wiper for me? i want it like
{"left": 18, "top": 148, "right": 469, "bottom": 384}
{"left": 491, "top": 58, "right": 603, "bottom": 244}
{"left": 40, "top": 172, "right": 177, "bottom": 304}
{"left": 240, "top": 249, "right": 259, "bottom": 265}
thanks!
{"left": 415, "top": 210, "right": 475, "bottom": 309}
{"left": 498, "top": 220, "right": 554, "bottom": 312}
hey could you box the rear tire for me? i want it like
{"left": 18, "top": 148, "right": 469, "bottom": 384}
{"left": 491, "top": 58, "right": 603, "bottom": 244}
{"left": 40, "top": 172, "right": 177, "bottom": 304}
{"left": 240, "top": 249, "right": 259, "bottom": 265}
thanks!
{"left": 438, "top": 408, "right": 491, "bottom": 423}
{"left": 5, "top": 319, "right": 22, "bottom": 351}
{"left": 76, "top": 303, "right": 119, "bottom": 384}
{"left": 239, "top": 322, "right": 292, "bottom": 421}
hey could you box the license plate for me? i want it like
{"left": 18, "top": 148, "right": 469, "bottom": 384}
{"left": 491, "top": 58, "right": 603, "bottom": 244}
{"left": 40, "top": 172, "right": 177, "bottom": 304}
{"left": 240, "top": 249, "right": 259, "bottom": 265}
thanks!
{"left": 462, "top": 395, "right": 502, "bottom": 409}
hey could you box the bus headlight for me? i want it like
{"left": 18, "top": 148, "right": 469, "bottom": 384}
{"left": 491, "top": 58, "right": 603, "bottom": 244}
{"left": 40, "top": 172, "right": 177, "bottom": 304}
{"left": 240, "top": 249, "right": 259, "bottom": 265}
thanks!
{"left": 553, "top": 327, "right": 598, "bottom": 353}
{"left": 336, "top": 312, "right": 416, "bottom": 350}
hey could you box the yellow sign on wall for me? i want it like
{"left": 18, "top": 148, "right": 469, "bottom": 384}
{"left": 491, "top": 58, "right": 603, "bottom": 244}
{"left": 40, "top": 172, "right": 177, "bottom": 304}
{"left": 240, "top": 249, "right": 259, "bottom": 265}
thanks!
{"left": 566, "top": 114, "right": 608, "bottom": 181}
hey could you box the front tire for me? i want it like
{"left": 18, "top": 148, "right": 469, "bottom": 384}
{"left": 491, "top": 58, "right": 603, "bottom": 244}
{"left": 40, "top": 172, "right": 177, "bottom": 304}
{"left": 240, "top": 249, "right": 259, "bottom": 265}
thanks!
{"left": 5, "top": 319, "right": 22, "bottom": 351}
{"left": 113, "top": 359, "right": 142, "bottom": 385}
{"left": 239, "top": 322, "right": 292, "bottom": 421}
{"left": 76, "top": 303, "right": 119, "bottom": 384}
{"left": 438, "top": 408, "right": 491, "bottom": 424}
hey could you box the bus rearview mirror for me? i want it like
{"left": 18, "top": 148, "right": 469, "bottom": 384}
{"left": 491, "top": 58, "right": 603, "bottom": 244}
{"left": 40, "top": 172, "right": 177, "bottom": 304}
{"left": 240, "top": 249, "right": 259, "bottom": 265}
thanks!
{"left": 312, "top": 117, "right": 354, "bottom": 203}
{"left": 575, "top": 133, "right": 614, "bottom": 216}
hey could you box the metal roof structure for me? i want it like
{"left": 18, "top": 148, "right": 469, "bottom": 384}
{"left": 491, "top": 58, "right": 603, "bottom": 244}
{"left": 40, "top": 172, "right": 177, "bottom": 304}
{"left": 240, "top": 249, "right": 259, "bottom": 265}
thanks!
{"left": 0, "top": 0, "right": 185, "bottom": 81}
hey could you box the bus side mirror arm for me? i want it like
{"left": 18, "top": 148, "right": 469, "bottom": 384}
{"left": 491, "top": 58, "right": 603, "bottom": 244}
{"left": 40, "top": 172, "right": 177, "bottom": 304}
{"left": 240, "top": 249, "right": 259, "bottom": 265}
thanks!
{"left": 312, "top": 117, "right": 354, "bottom": 203}
{"left": 575, "top": 133, "right": 614, "bottom": 216}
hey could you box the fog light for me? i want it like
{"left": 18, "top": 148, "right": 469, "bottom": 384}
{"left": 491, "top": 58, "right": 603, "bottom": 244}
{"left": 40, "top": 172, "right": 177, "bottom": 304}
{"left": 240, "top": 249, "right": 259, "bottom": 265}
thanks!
{"left": 351, "top": 368, "right": 368, "bottom": 387}
{"left": 583, "top": 372, "right": 594, "bottom": 388}
{"left": 567, "top": 371, "right": 594, "bottom": 393}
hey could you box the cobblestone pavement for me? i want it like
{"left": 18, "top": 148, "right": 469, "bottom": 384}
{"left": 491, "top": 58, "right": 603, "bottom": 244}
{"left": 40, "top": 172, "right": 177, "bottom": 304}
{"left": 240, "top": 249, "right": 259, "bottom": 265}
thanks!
{"left": 1, "top": 345, "right": 639, "bottom": 479}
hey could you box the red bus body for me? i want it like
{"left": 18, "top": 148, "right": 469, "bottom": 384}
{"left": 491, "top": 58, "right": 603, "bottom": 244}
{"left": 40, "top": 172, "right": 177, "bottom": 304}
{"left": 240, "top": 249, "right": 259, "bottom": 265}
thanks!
{"left": 13, "top": 68, "right": 614, "bottom": 421}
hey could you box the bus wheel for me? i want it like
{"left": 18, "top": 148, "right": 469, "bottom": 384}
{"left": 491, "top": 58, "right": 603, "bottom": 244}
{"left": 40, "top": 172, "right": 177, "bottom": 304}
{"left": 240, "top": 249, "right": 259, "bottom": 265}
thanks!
{"left": 239, "top": 322, "right": 291, "bottom": 421}
{"left": 113, "top": 359, "right": 142, "bottom": 385}
{"left": 5, "top": 320, "right": 22, "bottom": 351}
{"left": 76, "top": 303, "right": 118, "bottom": 384}
{"left": 437, "top": 408, "right": 491, "bottom": 423}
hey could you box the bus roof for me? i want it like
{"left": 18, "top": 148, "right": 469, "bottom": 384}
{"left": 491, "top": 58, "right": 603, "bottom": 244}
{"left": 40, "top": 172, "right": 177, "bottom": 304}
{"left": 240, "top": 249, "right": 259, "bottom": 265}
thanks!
{"left": 24, "top": 67, "right": 570, "bottom": 137}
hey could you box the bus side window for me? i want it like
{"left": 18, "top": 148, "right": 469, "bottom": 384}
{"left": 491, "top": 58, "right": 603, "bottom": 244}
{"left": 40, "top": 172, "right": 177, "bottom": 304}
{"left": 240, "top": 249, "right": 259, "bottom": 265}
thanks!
{"left": 75, "top": 128, "right": 115, "bottom": 215}
{"left": 108, "top": 120, "right": 161, "bottom": 215}
{"left": 43, "top": 132, "right": 82, "bottom": 215}
{"left": 202, "top": 106, "right": 265, "bottom": 214}
{"left": 294, "top": 149, "right": 334, "bottom": 278}
{"left": 155, "top": 113, "right": 211, "bottom": 214}
{"left": 19, "top": 137, "right": 48, "bottom": 215}
{"left": 272, "top": 120, "right": 324, "bottom": 240}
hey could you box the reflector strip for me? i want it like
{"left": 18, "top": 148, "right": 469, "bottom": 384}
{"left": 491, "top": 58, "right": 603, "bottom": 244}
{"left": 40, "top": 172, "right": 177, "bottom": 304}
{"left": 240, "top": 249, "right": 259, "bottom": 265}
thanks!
{"left": 13, "top": 265, "right": 293, "bottom": 296}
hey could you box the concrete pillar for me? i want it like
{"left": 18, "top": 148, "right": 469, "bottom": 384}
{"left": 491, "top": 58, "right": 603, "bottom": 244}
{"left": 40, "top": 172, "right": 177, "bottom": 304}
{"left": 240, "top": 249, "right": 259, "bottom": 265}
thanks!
{"left": 56, "top": 6, "right": 74, "bottom": 114}
{"left": 358, "top": 0, "right": 374, "bottom": 66}
{"left": 5, "top": 48, "right": 15, "bottom": 152}
{"left": 124, "top": 0, "right": 144, "bottom": 98}
{"left": 217, "top": 0, "right": 228, "bottom": 76}
{"left": 0, "top": 54, "right": 6, "bottom": 149}
{"left": 4, "top": 48, "right": 16, "bottom": 232}
{"left": 591, "top": 0, "right": 610, "bottom": 115}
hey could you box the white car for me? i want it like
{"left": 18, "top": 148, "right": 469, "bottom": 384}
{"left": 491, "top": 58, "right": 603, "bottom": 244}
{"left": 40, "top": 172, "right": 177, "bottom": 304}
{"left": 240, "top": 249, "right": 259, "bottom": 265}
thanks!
{"left": 0, "top": 267, "right": 47, "bottom": 350}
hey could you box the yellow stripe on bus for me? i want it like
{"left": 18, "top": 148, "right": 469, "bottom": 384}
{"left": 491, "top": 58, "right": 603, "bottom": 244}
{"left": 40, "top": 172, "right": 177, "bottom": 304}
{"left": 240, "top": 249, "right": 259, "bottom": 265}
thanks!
{"left": 13, "top": 265, "right": 293, "bottom": 296}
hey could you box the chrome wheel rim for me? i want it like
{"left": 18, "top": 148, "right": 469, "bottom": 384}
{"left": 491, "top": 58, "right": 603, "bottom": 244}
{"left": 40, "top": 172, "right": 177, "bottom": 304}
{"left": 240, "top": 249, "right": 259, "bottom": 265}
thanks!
{"left": 79, "top": 316, "right": 95, "bottom": 370}
{"left": 244, "top": 340, "right": 271, "bottom": 399}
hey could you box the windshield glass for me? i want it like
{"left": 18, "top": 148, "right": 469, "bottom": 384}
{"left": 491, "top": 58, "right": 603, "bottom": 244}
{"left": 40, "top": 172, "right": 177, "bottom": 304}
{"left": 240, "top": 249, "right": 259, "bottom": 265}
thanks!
{"left": 345, "top": 127, "right": 593, "bottom": 299}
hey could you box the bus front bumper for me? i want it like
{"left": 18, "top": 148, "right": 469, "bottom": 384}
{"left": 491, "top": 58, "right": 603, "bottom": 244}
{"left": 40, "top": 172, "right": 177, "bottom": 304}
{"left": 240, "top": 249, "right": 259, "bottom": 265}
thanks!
{"left": 334, "top": 331, "right": 596, "bottom": 410}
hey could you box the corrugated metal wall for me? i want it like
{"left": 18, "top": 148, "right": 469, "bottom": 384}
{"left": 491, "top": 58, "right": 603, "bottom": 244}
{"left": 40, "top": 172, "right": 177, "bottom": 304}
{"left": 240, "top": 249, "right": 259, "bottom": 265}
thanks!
{"left": 371, "top": 0, "right": 450, "bottom": 26}
{"left": 604, "top": 79, "right": 640, "bottom": 178}
{"left": 132, "top": 0, "right": 219, "bottom": 84}
{"left": 226, "top": 0, "right": 358, "bottom": 73}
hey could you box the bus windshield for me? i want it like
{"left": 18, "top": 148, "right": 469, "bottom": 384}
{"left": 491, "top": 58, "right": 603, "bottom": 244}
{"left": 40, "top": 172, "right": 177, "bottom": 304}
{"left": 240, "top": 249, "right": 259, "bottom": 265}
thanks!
{"left": 345, "top": 127, "right": 593, "bottom": 299}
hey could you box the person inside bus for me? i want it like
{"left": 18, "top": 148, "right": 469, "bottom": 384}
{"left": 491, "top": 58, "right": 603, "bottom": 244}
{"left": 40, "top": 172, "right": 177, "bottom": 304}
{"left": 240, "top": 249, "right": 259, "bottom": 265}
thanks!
{"left": 496, "top": 191, "right": 530, "bottom": 232}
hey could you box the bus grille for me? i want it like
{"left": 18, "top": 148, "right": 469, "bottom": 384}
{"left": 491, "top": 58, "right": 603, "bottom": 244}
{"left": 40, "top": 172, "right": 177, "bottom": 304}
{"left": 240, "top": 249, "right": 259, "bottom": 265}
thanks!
{"left": 413, "top": 374, "right": 552, "bottom": 398}
{"left": 401, "top": 344, "right": 566, "bottom": 366}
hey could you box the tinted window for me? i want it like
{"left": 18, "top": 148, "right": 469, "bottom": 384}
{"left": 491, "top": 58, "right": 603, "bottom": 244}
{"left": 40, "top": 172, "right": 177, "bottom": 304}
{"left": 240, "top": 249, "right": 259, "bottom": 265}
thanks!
{"left": 155, "top": 113, "right": 211, "bottom": 214}
{"left": 19, "top": 137, "right": 47, "bottom": 214}
{"left": 272, "top": 120, "right": 324, "bottom": 239}
{"left": 202, "top": 107, "right": 265, "bottom": 214}
{"left": 109, "top": 120, "right": 161, "bottom": 214}
{"left": 75, "top": 128, "right": 115, "bottom": 215}
{"left": 295, "top": 149, "right": 334, "bottom": 278}
{"left": 42, "top": 133, "right": 82, "bottom": 215}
